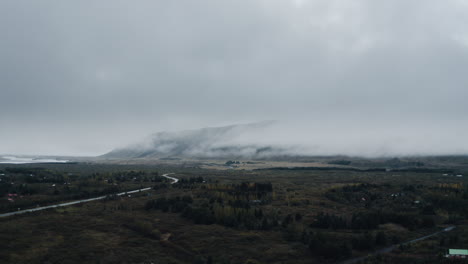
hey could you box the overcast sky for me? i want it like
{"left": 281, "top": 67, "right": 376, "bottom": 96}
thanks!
{"left": 1, "top": 0, "right": 468, "bottom": 156}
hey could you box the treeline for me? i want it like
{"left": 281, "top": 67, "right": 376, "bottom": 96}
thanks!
{"left": 300, "top": 230, "right": 390, "bottom": 259}
{"left": 328, "top": 160, "right": 352, "bottom": 165}
{"left": 259, "top": 167, "right": 454, "bottom": 173}
{"left": 325, "top": 183, "right": 432, "bottom": 213}
{"left": 3, "top": 167, "right": 47, "bottom": 174}
{"left": 259, "top": 167, "right": 387, "bottom": 172}
{"left": 175, "top": 177, "right": 205, "bottom": 185}
{"left": 201, "top": 182, "right": 273, "bottom": 203}
{"left": 146, "top": 182, "right": 278, "bottom": 230}
{"left": 145, "top": 196, "right": 194, "bottom": 212}
{"left": 147, "top": 197, "right": 278, "bottom": 230}
{"left": 0, "top": 168, "right": 163, "bottom": 191}
{"left": 181, "top": 202, "right": 275, "bottom": 229}
{"left": 96, "top": 171, "right": 161, "bottom": 183}
{"left": 123, "top": 218, "right": 162, "bottom": 239}
{"left": 325, "top": 183, "right": 383, "bottom": 207}
{"left": 311, "top": 211, "right": 435, "bottom": 230}
{"left": 425, "top": 192, "right": 468, "bottom": 216}
{"left": 189, "top": 182, "right": 274, "bottom": 229}
{"left": 0, "top": 179, "right": 123, "bottom": 197}
{"left": 1, "top": 168, "right": 70, "bottom": 184}
{"left": 0, "top": 184, "right": 127, "bottom": 213}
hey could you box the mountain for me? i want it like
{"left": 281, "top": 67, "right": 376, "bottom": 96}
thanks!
{"left": 102, "top": 121, "right": 287, "bottom": 159}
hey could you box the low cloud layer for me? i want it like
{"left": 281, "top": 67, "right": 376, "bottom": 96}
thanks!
{"left": 104, "top": 121, "right": 468, "bottom": 159}
{"left": 1, "top": 1, "right": 468, "bottom": 156}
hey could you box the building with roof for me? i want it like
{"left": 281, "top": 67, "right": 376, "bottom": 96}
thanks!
{"left": 446, "top": 249, "right": 468, "bottom": 259}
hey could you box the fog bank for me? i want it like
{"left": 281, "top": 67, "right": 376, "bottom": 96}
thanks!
{"left": 1, "top": 1, "right": 468, "bottom": 156}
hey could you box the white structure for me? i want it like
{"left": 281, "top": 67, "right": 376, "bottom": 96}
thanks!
{"left": 446, "top": 249, "right": 468, "bottom": 259}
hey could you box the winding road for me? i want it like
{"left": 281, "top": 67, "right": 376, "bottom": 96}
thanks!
{"left": 0, "top": 173, "right": 177, "bottom": 218}
{"left": 162, "top": 173, "right": 178, "bottom": 184}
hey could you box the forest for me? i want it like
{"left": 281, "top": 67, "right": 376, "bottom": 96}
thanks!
{"left": 1, "top": 162, "right": 468, "bottom": 263}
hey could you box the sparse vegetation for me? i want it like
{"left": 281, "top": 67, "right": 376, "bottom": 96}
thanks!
{"left": 1, "top": 160, "right": 468, "bottom": 263}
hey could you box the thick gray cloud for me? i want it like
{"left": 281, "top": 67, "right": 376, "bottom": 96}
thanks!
{"left": 1, "top": 0, "right": 468, "bottom": 156}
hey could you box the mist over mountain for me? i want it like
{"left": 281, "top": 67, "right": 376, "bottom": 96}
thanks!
{"left": 103, "top": 121, "right": 291, "bottom": 159}
{"left": 102, "top": 120, "right": 468, "bottom": 159}
{"left": 2, "top": 1, "right": 468, "bottom": 156}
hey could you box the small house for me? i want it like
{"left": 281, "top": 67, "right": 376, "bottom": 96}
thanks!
{"left": 446, "top": 249, "right": 468, "bottom": 259}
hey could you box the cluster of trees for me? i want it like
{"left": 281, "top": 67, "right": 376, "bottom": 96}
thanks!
{"left": 204, "top": 182, "right": 273, "bottom": 193}
{"left": 202, "top": 182, "right": 273, "bottom": 204}
{"left": 325, "top": 183, "right": 458, "bottom": 219}
{"left": 3, "top": 167, "right": 47, "bottom": 174}
{"left": 171, "top": 177, "right": 205, "bottom": 190}
{"left": 233, "top": 182, "right": 273, "bottom": 193}
{"left": 0, "top": 168, "right": 164, "bottom": 197}
{"left": 0, "top": 182, "right": 40, "bottom": 196}
{"left": 146, "top": 181, "right": 280, "bottom": 230}
{"left": 425, "top": 192, "right": 468, "bottom": 216}
{"left": 311, "top": 210, "right": 435, "bottom": 230}
{"left": 152, "top": 183, "right": 169, "bottom": 190}
{"left": 311, "top": 212, "right": 347, "bottom": 229}
{"left": 225, "top": 160, "right": 240, "bottom": 165}
{"left": 301, "top": 231, "right": 352, "bottom": 259}
{"left": 327, "top": 160, "right": 352, "bottom": 165}
{"left": 0, "top": 183, "right": 124, "bottom": 213}
{"left": 435, "top": 183, "right": 464, "bottom": 193}
{"left": 0, "top": 167, "right": 169, "bottom": 214}
{"left": 176, "top": 177, "right": 205, "bottom": 185}
{"left": 145, "top": 196, "right": 194, "bottom": 213}
{"left": 383, "top": 158, "right": 425, "bottom": 168}
{"left": 0, "top": 179, "right": 137, "bottom": 213}
{"left": 147, "top": 196, "right": 271, "bottom": 229}
{"left": 101, "top": 171, "right": 161, "bottom": 183}
{"left": 123, "top": 219, "right": 161, "bottom": 239}
{"left": 0, "top": 168, "right": 69, "bottom": 185}
{"left": 325, "top": 183, "right": 381, "bottom": 205}
{"left": 182, "top": 182, "right": 275, "bottom": 229}
{"left": 181, "top": 201, "right": 281, "bottom": 230}
{"left": 331, "top": 181, "right": 468, "bottom": 218}
{"left": 350, "top": 231, "right": 389, "bottom": 250}
{"left": 298, "top": 230, "right": 391, "bottom": 260}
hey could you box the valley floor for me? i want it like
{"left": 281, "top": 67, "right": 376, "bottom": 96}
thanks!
{"left": 1, "top": 160, "right": 468, "bottom": 263}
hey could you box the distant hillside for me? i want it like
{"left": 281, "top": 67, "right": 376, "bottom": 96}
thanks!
{"left": 102, "top": 121, "right": 289, "bottom": 159}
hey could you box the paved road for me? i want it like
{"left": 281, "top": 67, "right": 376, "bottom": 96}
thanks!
{"left": 340, "top": 226, "right": 456, "bottom": 264}
{"left": 162, "top": 173, "right": 179, "bottom": 184}
{"left": 0, "top": 173, "right": 177, "bottom": 218}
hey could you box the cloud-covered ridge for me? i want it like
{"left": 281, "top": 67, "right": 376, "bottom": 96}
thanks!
{"left": 103, "top": 119, "right": 468, "bottom": 159}
{"left": 103, "top": 121, "right": 288, "bottom": 159}
{"left": 1, "top": 1, "right": 468, "bottom": 156}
